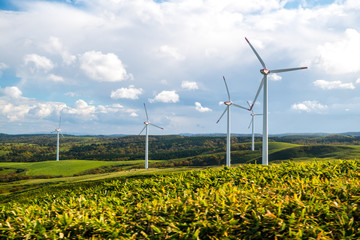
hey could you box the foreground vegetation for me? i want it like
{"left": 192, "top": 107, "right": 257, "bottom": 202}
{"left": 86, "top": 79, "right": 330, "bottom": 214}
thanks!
{"left": 1, "top": 160, "right": 359, "bottom": 239}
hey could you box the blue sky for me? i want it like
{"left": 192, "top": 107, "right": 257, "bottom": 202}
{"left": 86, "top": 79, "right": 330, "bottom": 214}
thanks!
{"left": 0, "top": 0, "right": 359, "bottom": 135}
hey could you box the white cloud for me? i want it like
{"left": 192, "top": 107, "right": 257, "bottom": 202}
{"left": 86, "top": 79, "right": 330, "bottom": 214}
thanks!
{"left": 181, "top": 81, "right": 199, "bottom": 90}
{"left": 44, "top": 36, "right": 76, "bottom": 65}
{"left": 110, "top": 85, "right": 143, "bottom": 100}
{"left": 0, "top": 102, "right": 33, "bottom": 121}
{"left": 291, "top": 100, "right": 328, "bottom": 113}
{"left": 48, "top": 74, "right": 64, "bottom": 82}
{"left": 80, "top": 51, "right": 131, "bottom": 82}
{"left": 24, "top": 54, "right": 54, "bottom": 72}
{"left": 149, "top": 90, "right": 179, "bottom": 103}
{"left": 356, "top": 78, "right": 360, "bottom": 84}
{"left": 316, "top": 29, "right": 360, "bottom": 74}
{"left": 313, "top": 80, "right": 355, "bottom": 90}
{"left": 195, "top": 102, "right": 212, "bottom": 112}
{"left": 130, "top": 112, "right": 138, "bottom": 117}
{"left": 269, "top": 73, "right": 282, "bottom": 81}
{"left": 157, "top": 45, "right": 185, "bottom": 61}
{"left": 2, "top": 86, "right": 23, "bottom": 98}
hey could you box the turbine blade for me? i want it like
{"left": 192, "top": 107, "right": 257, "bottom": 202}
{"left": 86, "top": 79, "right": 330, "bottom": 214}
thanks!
{"left": 216, "top": 107, "right": 228, "bottom": 124}
{"left": 61, "top": 132, "right": 65, "bottom": 138}
{"left": 149, "top": 123, "right": 164, "bottom": 130}
{"left": 232, "top": 103, "right": 249, "bottom": 110}
{"left": 249, "top": 76, "right": 265, "bottom": 111}
{"left": 223, "top": 76, "right": 231, "bottom": 101}
{"left": 139, "top": 125, "right": 146, "bottom": 135}
{"left": 248, "top": 119, "right": 252, "bottom": 129}
{"left": 245, "top": 37, "right": 266, "bottom": 69}
{"left": 270, "top": 67, "right": 308, "bottom": 74}
{"left": 247, "top": 101, "right": 251, "bottom": 108}
{"left": 254, "top": 113, "right": 263, "bottom": 116}
{"left": 143, "top": 103, "right": 149, "bottom": 121}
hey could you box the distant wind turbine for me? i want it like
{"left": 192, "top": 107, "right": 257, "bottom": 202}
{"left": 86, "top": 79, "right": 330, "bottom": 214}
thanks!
{"left": 247, "top": 101, "right": 262, "bottom": 151}
{"left": 51, "top": 116, "right": 64, "bottom": 161}
{"left": 139, "top": 103, "right": 164, "bottom": 169}
{"left": 245, "top": 37, "right": 307, "bottom": 165}
{"left": 216, "top": 76, "right": 249, "bottom": 167}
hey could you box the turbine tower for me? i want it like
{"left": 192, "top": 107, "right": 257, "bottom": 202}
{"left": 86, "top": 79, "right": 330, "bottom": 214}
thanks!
{"left": 139, "top": 103, "right": 164, "bottom": 169}
{"left": 51, "top": 116, "right": 63, "bottom": 161}
{"left": 247, "top": 101, "right": 262, "bottom": 151}
{"left": 216, "top": 76, "right": 248, "bottom": 167}
{"left": 245, "top": 37, "right": 307, "bottom": 165}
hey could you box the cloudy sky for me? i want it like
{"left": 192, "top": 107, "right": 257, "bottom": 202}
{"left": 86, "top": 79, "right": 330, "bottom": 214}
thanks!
{"left": 0, "top": 0, "right": 359, "bottom": 135}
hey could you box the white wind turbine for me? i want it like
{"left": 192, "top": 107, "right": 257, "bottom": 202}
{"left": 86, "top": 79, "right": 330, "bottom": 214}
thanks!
{"left": 247, "top": 101, "right": 262, "bottom": 151}
{"left": 51, "top": 116, "right": 64, "bottom": 161}
{"left": 245, "top": 37, "right": 307, "bottom": 165}
{"left": 216, "top": 76, "right": 249, "bottom": 167}
{"left": 139, "top": 103, "right": 164, "bottom": 169}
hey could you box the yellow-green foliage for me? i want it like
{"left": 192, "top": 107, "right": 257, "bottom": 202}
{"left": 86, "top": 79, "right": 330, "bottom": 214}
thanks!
{"left": 1, "top": 160, "right": 359, "bottom": 239}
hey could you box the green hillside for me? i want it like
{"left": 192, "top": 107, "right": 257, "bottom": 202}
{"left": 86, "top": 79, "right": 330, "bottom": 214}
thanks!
{"left": 1, "top": 160, "right": 359, "bottom": 239}
{"left": 0, "top": 160, "right": 147, "bottom": 177}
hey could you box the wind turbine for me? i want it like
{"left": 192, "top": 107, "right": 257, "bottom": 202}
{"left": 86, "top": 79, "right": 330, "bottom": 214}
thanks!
{"left": 216, "top": 76, "right": 248, "bottom": 167}
{"left": 245, "top": 37, "right": 307, "bottom": 165}
{"left": 51, "top": 116, "right": 64, "bottom": 161}
{"left": 247, "top": 101, "right": 262, "bottom": 151}
{"left": 139, "top": 103, "right": 164, "bottom": 169}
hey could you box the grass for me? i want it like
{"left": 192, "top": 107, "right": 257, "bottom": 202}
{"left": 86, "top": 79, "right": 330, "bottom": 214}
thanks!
{"left": 0, "top": 159, "right": 153, "bottom": 177}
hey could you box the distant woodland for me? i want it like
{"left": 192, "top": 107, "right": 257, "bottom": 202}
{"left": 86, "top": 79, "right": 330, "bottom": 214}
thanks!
{"left": 0, "top": 133, "right": 359, "bottom": 163}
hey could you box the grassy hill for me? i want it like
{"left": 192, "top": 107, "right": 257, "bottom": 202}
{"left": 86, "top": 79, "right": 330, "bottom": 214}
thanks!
{"left": 0, "top": 159, "right": 148, "bottom": 177}
{"left": 1, "top": 160, "right": 359, "bottom": 239}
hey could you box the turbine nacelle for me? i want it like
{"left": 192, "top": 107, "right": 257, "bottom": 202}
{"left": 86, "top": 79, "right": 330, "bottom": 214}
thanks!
{"left": 224, "top": 101, "right": 232, "bottom": 106}
{"left": 55, "top": 128, "right": 61, "bottom": 132}
{"left": 251, "top": 113, "right": 255, "bottom": 116}
{"left": 144, "top": 121, "right": 149, "bottom": 125}
{"left": 260, "top": 69, "right": 270, "bottom": 75}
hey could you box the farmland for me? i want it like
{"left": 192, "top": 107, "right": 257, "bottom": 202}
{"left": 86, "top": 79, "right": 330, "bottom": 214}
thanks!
{"left": 1, "top": 160, "right": 359, "bottom": 239}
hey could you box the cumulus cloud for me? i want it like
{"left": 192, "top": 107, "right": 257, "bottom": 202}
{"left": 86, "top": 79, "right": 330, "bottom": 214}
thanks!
{"left": 0, "top": 103, "right": 33, "bottom": 122}
{"left": 269, "top": 73, "right": 282, "bottom": 81}
{"left": 316, "top": 29, "right": 360, "bottom": 74}
{"left": 110, "top": 85, "right": 143, "bottom": 100}
{"left": 181, "top": 81, "right": 199, "bottom": 90}
{"left": 356, "top": 78, "right": 360, "bottom": 84}
{"left": 80, "top": 51, "right": 131, "bottom": 82}
{"left": 2, "top": 86, "right": 23, "bottom": 98}
{"left": 291, "top": 100, "right": 328, "bottom": 113}
{"left": 157, "top": 45, "right": 185, "bottom": 61}
{"left": 195, "top": 102, "right": 212, "bottom": 112}
{"left": 24, "top": 54, "right": 54, "bottom": 72}
{"left": 149, "top": 90, "right": 179, "bottom": 103}
{"left": 313, "top": 80, "right": 355, "bottom": 90}
{"left": 130, "top": 112, "right": 138, "bottom": 117}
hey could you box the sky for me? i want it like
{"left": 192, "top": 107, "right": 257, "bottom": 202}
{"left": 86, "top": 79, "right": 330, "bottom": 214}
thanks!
{"left": 0, "top": 0, "right": 359, "bottom": 135}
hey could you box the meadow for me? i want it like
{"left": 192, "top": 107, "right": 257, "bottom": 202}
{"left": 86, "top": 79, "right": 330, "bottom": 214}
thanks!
{"left": 1, "top": 160, "right": 359, "bottom": 239}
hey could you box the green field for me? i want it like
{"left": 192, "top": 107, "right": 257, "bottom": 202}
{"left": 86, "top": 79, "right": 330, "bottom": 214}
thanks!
{"left": 1, "top": 160, "right": 359, "bottom": 239}
{"left": 0, "top": 159, "right": 149, "bottom": 177}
